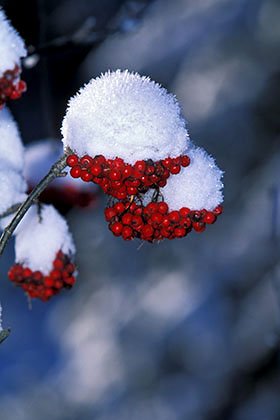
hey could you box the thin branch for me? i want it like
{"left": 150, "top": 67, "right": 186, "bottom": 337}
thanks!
{"left": 0, "top": 203, "right": 22, "bottom": 219}
{"left": 0, "top": 152, "right": 69, "bottom": 256}
{"left": 0, "top": 328, "right": 11, "bottom": 344}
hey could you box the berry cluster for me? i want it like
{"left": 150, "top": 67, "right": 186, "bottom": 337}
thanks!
{"left": 0, "top": 65, "right": 26, "bottom": 108}
{"left": 105, "top": 200, "right": 223, "bottom": 242}
{"left": 67, "top": 153, "right": 190, "bottom": 200}
{"left": 8, "top": 251, "right": 76, "bottom": 301}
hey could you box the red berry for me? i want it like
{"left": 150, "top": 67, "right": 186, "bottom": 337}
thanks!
{"left": 146, "top": 202, "right": 158, "bottom": 214}
{"left": 134, "top": 161, "right": 146, "bottom": 173}
{"left": 95, "top": 155, "right": 106, "bottom": 164}
{"left": 179, "top": 207, "right": 190, "bottom": 218}
{"left": 174, "top": 227, "right": 186, "bottom": 238}
{"left": 180, "top": 155, "right": 190, "bottom": 167}
{"left": 45, "top": 277, "right": 54, "bottom": 287}
{"left": 110, "top": 222, "right": 123, "bottom": 236}
{"left": 10, "top": 89, "right": 21, "bottom": 100}
{"left": 104, "top": 207, "right": 117, "bottom": 221}
{"left": 162, "top": 158, "right": 172, "bottom": 168}
{"left": 81, "top": 171, "right": 92, "bottom": 182}
{"left": 204, "top": 212, "right": 217, "bottom": 224}
{"left": 18, "top": 80, "right": 27, "bottom": 93}
{"left": 23, "top": 268, "right": 32, "bottom": 278}
{"left": 151, "top": 213, "right": 163, "bottom": 225}
{"left": 122, "top": 226, "right": 133, "bottom": 240}
{"left": 109, "top": 169, "right": 122, "bottom": 181}
{"left": 66, "top": 263, "right": 75, "bottom": 274}
{"left": 193, "top": 222, "right": 206, "bottom": 232}
{"left": 80, "top": 155, "right": 93, "bottom": 168}
{"left": 123, "top": 166, "right": 133, "bottom": 177}
{"left": 66, "top": 154, "right": 79, "bottom": 167}
{"left": 91, "top": 164, "right": 102, "bottom": 176}
{"left": 70, "top": 166, "right": 82, "bottom": 178}
{"left": 114, "top": 203, "right": 125, "bottom": 214}
{"left": 131, "top": 215, "right": 143, "bottom": 228}
{"left": 170, "top": 165, "right": 181, "bottom": 175}
{"left": 141, "top": 225, "right": 154, "bottom": 239}
{"left": 213, "top": 205, "right": 223, "bottom": 215}
{"left": 122, "top": 213, "right": 133, "bottom": 225}
{"left": 162, "top": 217, "right": 170, "bottom": 227}
{"left": 168, "top": 211, "right": 180, "bottom": 223}
{"left": 51, "top": 269, "right": 61, "bottom": 280}
{"left": 65, "top": 276, "right": 75, "bottom": 286}
{"left": 158, "top": 202, "right": 169, "bottom": 214}
{"left": 145, "top": 165, "right": 155, "bottom": 175}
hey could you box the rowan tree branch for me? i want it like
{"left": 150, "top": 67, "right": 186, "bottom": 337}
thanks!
{"left": 0, "top": 151, "right": 70, "bottom": 256}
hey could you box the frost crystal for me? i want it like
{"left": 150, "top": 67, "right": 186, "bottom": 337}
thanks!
{"left": 15, "top": 205, "right": 75, "bottom": 274}
{"left": 0, "top": 8, "right": 26, "bottom": 75}
{"left": 161, "top": 147, "right": 224, "bottom": 211}
{"left": 0, "top": 167, "right": 27, "bottom": 214}
{"left": 0, "top": 108, "right": 24, "bottom": 171}
{"left": 62, "top": 70, "right": 189, "bottom": 164}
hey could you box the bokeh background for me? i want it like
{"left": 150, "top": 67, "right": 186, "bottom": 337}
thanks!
{"left": 0, "top": 0, "right": 280, "bottom": 419}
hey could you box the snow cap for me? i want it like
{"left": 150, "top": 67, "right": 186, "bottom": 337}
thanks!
{"left": 0, "top": 166, "right": 27, "bottom": 214}
{"left": 15, "top": 205, "right": 75, "bottom": 274}
{"left": 0, "top": 8, "right": 26, "bottom": 75}
{"left": 0, "top": 108, "right": 24, "bottom": 171}
{"left": 161, "top": 146, "right": 224, "bottom": 211}
{"left": 61, "top": 70, "right": 189, "bottom": 164}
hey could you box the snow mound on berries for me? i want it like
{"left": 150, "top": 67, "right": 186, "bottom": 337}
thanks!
{"left": 61, "top": 70, "right": 189, "bottom": 164}
{"left": 0, "top": 108, "right": 24, "bottom": 171}
{"left": 24, "top": 139, "right": 93, "bottom": 190}
{"left": 0, "top": 8, "right": 26, "bottom": 75}
{"left": 0, "top": 167, "right": 27, "bottom": 214}
{"left": 15, "top": 205, "right": 75, "bottom": 274}
{"left": 161, "top": 147, "right": 224, "bottom": 211}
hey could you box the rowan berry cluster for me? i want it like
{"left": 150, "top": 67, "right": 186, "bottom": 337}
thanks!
{"left": 8, "top": 251, "right": 76, "bottom": 301}
{"left": 105, "top": 199, "right": 223, "bottom": 242}
{"left": 67, "top": 153, "right": 190, "bottom": 199}
{"left": 0, "top": 65, "right": 26, "bottom": 108}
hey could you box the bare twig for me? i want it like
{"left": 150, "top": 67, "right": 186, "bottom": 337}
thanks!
{"left": 0, "top": 203, "right": 22, "bottom": 219}
{"left": 0, "top": 328, "right": 11, "bottom": 344}
{"left": 0, "top": 152, "right": 69, "bottom": 256}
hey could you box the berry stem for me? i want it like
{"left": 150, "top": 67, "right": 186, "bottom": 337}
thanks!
{"left": 0, "top": 149, "right": 71, "bottom": 256}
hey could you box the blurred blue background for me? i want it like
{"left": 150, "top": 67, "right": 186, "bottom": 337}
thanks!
{"left": 0, "top": 0, "right": 280, "bottom": 419}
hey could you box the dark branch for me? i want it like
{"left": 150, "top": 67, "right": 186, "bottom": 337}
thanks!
{"left": 0, "top": 152, "right": 70, "bottom": 256}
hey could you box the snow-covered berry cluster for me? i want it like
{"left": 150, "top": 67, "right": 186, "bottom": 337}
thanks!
{"left": 0, "top": 9, "right": 27, "bottom": 108}
{"left": 7, "top": 205, "right": 76, "bottom": 301}
{"left": 8, "top": 251, "right": 75, "bottom": 301}
{"left": 63, "top": 70, "right": 224, "bottom": 242}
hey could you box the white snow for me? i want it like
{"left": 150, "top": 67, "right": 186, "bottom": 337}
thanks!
{"left": 24, "top": 139, "right": 94, "bottom": 191}
{"left": 61, "top": 70, "right": 189, "bottom": 164}
{"left": 0, "top": 8, "right": 26, "bottom": 75}
{"left": 15, "top": 205, "right": 75, "bottom": 274}
{"left": 0, "top": 108, "right": 24, "bottom": 171}
{"left": 161, "top": 146, "right": 224, "bottom": 211}
{"left": 0, "top": 166, "right": 27, "bottom": 214}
